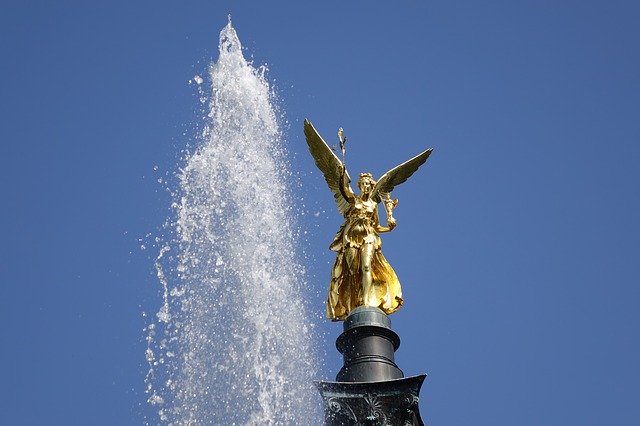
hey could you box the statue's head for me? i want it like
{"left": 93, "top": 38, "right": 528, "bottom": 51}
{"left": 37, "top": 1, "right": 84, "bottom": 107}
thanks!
{"left": 358, "top": 173, "right": 376, "bottom": 194}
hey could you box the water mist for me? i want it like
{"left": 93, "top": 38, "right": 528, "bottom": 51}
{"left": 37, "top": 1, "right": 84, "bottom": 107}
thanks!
{"left": 145, "top": 21, "right": 320, "bottom": 425}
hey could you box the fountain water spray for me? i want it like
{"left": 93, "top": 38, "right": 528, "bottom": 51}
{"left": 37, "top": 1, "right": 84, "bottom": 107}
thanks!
{"left": 145, "top": 20, "right": 320, "bottom": 425}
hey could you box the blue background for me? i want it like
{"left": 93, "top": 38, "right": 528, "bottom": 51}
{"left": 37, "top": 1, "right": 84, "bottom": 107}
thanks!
{"left": 1, "top": 1, "right": 639, "bottom": 424}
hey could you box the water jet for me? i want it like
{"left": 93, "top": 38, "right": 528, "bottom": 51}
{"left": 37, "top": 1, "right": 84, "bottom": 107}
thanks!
{"left": 146, "top": 20, "right": 320, "bottom": 425}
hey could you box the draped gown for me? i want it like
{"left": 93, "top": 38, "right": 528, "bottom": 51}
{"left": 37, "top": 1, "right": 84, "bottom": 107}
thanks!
{"left": 327, "top": 196, "right": 403, "bottom": 321}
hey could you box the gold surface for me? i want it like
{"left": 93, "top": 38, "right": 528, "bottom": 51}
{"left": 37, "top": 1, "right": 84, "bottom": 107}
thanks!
{"left": 304, "top": 119, "right": 432, "bottom": 320}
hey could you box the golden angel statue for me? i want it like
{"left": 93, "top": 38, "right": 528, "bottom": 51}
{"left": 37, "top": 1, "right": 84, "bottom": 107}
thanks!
{"left": 304, "top": 119, "right": 433, "bottom": 321}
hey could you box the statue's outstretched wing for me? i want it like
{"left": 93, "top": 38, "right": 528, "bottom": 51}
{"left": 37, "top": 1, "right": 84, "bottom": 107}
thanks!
{"left": 371, "top": 148, "right": 433, "bottom": 203}
{"left": 304, "top": 119, "right": 353, "bottom": 216}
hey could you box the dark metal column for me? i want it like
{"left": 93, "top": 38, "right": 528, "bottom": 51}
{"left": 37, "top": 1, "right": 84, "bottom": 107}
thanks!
{"left": 316, "top": 307, "right": 427, "bottom": 425}
{"left": 336, "top": 306, "right": 404, "bottom": 382}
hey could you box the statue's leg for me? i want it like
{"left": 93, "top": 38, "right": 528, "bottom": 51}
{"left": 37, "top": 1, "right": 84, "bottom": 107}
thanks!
{"left": 361, "top": 242, "right": 374, "bottom": 306}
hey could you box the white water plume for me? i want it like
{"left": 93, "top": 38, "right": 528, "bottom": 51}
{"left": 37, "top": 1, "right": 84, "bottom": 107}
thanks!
{"left": 146, "top": 21, "right": 320, "bottom": 425}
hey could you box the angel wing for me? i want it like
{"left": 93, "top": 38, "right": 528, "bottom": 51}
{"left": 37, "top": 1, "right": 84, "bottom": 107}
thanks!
{"left": 304, "top": 119, "right": 354, "bottom": 216}
{"left": 371, "top": 148, "right": 433, "bottom": 203}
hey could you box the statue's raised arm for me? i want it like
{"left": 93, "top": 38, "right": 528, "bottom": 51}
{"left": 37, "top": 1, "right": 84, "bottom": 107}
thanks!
{"left": 304, "top": 119, "right": 433, "bottom": 321}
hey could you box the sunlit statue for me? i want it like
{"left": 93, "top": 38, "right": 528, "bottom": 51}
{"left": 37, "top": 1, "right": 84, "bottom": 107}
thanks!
{"left": 304, "top": 119, "right": 433, "bottom": 321}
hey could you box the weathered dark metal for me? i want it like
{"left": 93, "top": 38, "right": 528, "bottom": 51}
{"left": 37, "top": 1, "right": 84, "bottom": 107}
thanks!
{"left": 316, "top": 375, "right": 426, "bottom": 425}
{"left": 336, "top": 306, "right": 403, "bottom": 382}
{"left": 317, "top": 306, "right": 427, "bottom": 425}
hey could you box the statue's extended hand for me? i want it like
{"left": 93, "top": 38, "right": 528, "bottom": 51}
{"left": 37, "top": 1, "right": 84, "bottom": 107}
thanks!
{"left": 388, "top": 217, "right": 397, "bottom": 229}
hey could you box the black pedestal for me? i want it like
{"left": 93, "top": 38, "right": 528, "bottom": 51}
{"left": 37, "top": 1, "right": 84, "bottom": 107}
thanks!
{"left": 336, "top": 306, "right": 404, "bottom": 382}
{"left": 317, "top": 375, "right": 426, "bottom": 426}
{"left": 316, "top": 307, "right": 427, "bottom": 425}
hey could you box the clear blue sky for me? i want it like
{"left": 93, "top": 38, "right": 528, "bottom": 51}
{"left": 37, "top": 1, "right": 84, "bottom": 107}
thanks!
{"left": 1, "top": 1, "right": 639, "bottom": 424}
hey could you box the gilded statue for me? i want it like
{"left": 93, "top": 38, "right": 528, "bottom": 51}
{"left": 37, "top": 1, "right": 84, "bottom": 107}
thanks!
{"left": 304, "top": 119, "right": 433, "bottom": 321}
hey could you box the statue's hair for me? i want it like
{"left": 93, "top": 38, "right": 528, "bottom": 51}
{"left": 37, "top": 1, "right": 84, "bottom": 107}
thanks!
{"left": 359, "top": 172, "right": 375, "bottom": 181}
{"left": 358, "top": 172, "right": 376, "bottom": 188}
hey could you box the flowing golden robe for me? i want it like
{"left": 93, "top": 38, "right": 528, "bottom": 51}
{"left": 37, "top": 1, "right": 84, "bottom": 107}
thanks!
{"left": 327, "top": 197, "right": 403, "bottom": 320}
